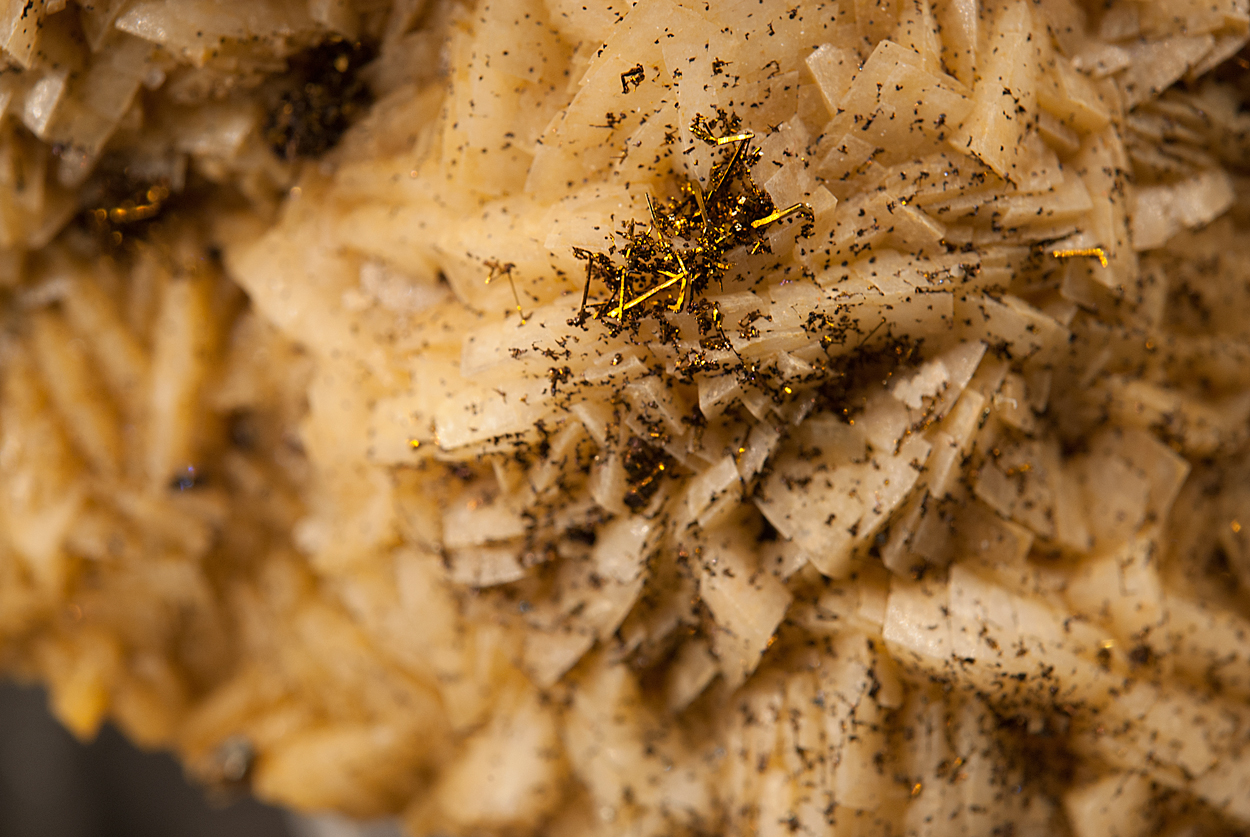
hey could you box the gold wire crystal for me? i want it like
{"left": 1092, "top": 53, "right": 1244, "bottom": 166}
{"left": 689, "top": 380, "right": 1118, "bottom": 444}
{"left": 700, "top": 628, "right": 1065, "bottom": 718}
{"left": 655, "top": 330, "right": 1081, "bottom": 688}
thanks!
{"left": 575, "top": 111, "right": 814, "bottom": 327}
{"left": 484, "top": 258, "right": 527, "bottom": 321}
{"left": 1051, "top": 246, "right": 1109, "bottom": 268}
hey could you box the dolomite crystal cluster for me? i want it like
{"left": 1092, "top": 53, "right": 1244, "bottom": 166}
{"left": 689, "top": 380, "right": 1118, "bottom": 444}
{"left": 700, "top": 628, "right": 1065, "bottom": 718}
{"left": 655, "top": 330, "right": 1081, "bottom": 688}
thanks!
{"left": 2, "top": 0, "right": 1250, "bottom": 835}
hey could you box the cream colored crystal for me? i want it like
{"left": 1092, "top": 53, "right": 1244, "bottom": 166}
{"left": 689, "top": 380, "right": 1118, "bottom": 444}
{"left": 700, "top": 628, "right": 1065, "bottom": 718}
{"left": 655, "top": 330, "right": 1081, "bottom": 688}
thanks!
{"left": 1, "top": 0, "right": 1250, "bottom": 835}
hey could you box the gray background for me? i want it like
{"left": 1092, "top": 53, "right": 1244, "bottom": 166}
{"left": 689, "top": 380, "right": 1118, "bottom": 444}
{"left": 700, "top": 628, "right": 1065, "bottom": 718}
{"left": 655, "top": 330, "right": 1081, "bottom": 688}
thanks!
{"left": 0, "top": 681, "right": 292, "bottom": 837}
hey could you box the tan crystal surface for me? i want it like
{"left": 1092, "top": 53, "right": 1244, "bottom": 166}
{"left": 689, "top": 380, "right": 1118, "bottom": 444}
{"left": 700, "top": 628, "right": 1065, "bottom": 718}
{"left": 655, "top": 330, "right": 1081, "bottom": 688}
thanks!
{"left": 2, "top": 1, "right": 1250, "bottom": 835}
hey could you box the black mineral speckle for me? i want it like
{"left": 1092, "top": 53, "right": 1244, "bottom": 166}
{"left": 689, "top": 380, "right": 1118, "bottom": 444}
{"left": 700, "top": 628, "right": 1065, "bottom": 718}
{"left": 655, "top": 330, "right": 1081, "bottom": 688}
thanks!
{"left": 264, "top": 37, "right": 376, "bottom": 161}
{"left": 622, "top": 436, "right": 672, "bottom": 511}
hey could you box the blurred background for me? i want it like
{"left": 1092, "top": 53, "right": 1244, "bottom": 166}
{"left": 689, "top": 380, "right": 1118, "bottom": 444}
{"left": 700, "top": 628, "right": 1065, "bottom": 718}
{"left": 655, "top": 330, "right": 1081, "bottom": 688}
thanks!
{"left": 0, "top": 681, "right": 404, "bottom": 837}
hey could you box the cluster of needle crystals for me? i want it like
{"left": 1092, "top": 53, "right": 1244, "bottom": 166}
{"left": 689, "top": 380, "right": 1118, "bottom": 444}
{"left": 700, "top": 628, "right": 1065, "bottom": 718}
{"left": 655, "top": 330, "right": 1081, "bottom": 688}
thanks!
{"left": 576, "top": 112, "right": 813, "bottom": 324}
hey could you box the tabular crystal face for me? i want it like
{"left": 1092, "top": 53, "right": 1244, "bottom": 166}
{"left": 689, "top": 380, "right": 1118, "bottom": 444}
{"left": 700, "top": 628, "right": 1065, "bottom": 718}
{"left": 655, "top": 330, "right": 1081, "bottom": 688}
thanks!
{"left": 2, "top": 1, "right": 1250, "bottom": 836}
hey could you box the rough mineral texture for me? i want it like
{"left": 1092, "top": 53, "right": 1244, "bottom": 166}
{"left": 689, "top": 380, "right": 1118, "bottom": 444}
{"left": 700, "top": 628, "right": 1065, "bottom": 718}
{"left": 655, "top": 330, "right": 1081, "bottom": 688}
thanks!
{"left": 2, "top": 1, "right": 1250, "bottom": 835}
